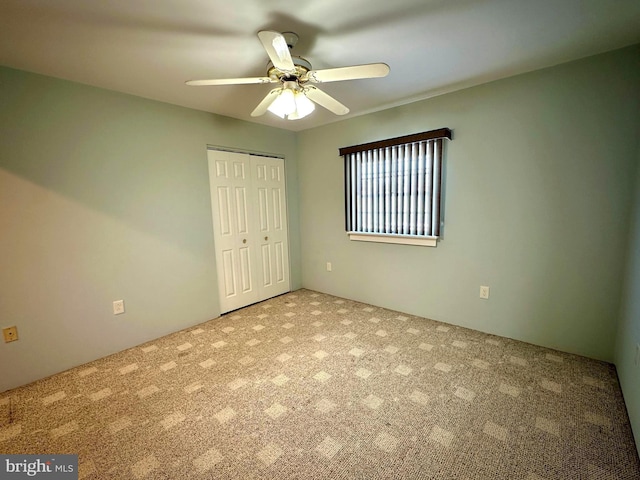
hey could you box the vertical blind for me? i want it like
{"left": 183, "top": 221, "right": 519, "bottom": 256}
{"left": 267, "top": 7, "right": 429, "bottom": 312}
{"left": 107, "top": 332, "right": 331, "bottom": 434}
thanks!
{"left": 340, "top": 128, "right": 451, "bottom": 238}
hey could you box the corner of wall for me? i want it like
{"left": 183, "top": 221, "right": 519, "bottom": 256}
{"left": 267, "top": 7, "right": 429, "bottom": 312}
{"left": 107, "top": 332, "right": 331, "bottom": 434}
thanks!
{"left": 614, "top": 137, "right": 640, "bottom": 455}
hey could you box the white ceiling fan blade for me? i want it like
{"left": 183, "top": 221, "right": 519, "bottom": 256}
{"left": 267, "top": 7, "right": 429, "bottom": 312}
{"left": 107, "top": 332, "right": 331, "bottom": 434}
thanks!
{"left": 258, "top": 30, "right": 296, "bottom": 73}
{"left": 186, "top": 77, "right": 273, "bottom": 86}
{"left": 307, "top": 63, "right": 390, "bottom": 83}
{"left": 251, "top": 88, "right": 282, "bottom": 117}
{"left": 304, "top": 86, "right": 349, "bottom": 115}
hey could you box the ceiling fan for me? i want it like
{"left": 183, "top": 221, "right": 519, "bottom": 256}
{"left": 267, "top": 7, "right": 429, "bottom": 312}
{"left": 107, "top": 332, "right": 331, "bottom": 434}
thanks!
{"left": 186, "top": 31, "right": 390, "bottom": 120}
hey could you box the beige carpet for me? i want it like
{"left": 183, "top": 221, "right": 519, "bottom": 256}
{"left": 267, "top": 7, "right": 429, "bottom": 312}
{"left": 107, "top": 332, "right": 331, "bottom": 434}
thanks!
{"left": 1, "top": 289, "right": 639, "bottom": 479}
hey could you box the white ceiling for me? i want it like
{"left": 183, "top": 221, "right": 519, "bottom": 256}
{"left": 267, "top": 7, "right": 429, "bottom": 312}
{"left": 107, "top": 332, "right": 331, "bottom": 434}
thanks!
{"left": 1, "top": 0, "right": 639, "bottom": 132}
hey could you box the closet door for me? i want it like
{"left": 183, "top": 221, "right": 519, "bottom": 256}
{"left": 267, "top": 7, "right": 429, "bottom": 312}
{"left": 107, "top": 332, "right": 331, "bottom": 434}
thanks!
{"left": 208, "top": 150, "right": 290, "bottom": 313}
{"left": 252, "top": 156, "right": 290, "bottom": 300}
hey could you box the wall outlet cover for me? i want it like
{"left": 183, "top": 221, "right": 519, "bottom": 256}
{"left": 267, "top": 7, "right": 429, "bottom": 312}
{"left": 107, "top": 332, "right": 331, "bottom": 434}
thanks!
{"left": 3, "top": 326, "right": 18, "bottom": 343}
{"left": 113, "top": 300, "right": 125, "bottom": 315}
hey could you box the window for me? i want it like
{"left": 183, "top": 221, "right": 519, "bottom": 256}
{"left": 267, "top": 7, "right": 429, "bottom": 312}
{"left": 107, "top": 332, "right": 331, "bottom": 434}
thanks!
{"left": 340, "top": 128, "right": 451, "bottom": 247}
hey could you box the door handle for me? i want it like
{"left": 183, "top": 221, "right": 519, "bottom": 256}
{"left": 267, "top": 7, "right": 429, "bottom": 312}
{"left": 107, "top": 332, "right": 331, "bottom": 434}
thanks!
{"left": 264, "top": 236, "right": 269, "bottom": 241}
{"left": 242, "top": 239, "right": 247, "bottom": 244}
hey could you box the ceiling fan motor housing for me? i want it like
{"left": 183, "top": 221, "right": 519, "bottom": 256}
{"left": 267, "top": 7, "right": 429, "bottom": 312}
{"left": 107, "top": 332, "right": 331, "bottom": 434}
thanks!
{"left": 267, "top": 56, "right": 312, "bottom": 83}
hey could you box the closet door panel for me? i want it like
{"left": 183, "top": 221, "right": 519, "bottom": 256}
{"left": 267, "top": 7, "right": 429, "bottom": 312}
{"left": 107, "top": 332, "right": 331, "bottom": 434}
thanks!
{"left": 252, "top": 156, "right": 290, "bottom": 300}
{"left": 208, "top": 151, "right": 259, "bottom": 313}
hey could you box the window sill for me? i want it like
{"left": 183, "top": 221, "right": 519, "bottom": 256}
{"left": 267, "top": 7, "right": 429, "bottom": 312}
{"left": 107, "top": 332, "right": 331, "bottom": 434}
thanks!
{"left": 347, "top": 232, "right": 438, "bottom": 247}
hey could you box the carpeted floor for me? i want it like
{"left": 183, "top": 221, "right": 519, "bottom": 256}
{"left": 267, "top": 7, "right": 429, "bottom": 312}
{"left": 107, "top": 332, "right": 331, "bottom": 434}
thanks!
{"left": 1, "top": 289, "right": 639, "bottom": 479}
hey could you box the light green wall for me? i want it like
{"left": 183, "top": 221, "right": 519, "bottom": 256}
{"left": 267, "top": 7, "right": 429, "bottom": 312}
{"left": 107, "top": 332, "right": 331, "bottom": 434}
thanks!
{"left": 297, "top": 45, "right": 640, "bottom": 362}
{"left": 615, "top": 143, "right": 640, "bottom": 451}
{"left": 0, "top": 67, "right": 299, "bottom": 392}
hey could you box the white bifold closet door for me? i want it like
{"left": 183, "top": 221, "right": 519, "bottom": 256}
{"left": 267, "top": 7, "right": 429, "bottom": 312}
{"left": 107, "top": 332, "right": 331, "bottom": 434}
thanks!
{"left": 207, "top": 150, "right": 290, "bottom": 313}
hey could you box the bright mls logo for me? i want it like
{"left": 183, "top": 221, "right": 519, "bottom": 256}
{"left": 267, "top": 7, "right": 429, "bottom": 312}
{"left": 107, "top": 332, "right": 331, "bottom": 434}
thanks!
{"left": 1, "top": 455, "right": 78, "bottom": 479}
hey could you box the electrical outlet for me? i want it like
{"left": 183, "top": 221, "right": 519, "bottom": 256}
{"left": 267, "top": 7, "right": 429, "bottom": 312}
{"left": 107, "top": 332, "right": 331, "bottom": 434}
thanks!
{"left": 480, "top": 286, "right": 490, "bottom": 299}
{"left": 3, "top": 326, "right": 18, "bottom": 343}
{"left": 113, "top": 300, "right": 125, "bottom": 315}
{"left": 326, "top": 262, "right": 332, "bottom": 272}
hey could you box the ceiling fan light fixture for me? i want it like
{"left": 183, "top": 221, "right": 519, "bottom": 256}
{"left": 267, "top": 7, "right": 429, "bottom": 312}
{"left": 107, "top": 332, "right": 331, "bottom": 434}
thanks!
{"left": 268, "top": 88, "right": 295, "bottom": 118}
{"left": 268, "top": 84, "right": 315, "bottom": 120}
{"left": 289, "top": 91, "right": 315, "bottom": 120}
